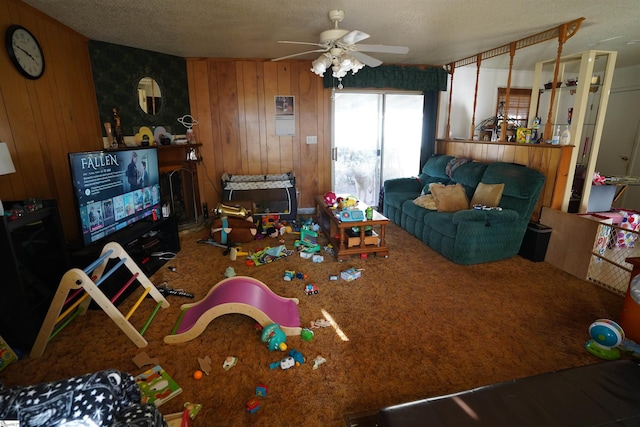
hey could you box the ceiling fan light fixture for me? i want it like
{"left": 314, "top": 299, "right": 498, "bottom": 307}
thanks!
{"left": 339, "top": 53, "right": 352, "bottom": 66}
{"left": 278, "top": 9, "right": 407, "bottom": 83}
{"left": 350, "top": 58, "right": 364, "bottom": 74}
{"left": 311, "top": 55, "right": 332, "bottom": 76}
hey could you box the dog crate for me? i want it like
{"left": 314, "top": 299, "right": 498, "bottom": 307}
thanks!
{"left": 221, "top": 172, "right": 297, "bottom": 220}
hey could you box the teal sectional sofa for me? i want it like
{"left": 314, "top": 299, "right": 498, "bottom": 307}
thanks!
{"left": 383, "top": 155, "right": 545, "bottom": 264}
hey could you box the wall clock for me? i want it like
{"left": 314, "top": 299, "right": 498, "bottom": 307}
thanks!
{"left": 5, "top": 24, "right": 45, "bottom": 80}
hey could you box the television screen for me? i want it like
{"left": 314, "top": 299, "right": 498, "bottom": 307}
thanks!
{"left": 69, "top": 147, "right": 161, "bottom": 247}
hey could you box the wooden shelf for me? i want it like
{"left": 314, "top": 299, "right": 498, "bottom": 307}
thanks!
{"left": 437, "top": 139, "right": 570, "bottom": 148}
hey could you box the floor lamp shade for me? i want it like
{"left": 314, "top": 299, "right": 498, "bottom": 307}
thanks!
{"left": 0, "top": 142, "right": 16, "bottom": 216}
{"left": 0, "top": 142, "right": 16, "bottom": 175}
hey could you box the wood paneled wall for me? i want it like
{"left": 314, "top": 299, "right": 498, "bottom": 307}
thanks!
{"left": 436, "top": 139, "right": 573, "bottom": 221}
{"left": 0, "top": 0, "right": 102, "bottom": 244}
{"left": 186, "top": 58, "right": 333, "bottom": 212}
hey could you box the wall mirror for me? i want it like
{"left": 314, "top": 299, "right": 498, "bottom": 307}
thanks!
{"left": 137, "top": 76, "right": 162, "bottom": 115}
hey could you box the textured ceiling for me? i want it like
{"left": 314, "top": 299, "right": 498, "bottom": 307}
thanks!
{"left": 21, "top": 0, "right": 640, "bottom": 70}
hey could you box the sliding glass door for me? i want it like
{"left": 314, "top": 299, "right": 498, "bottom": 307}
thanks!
{"left": 332, "top": 91, "right": 423, "bottom": 207}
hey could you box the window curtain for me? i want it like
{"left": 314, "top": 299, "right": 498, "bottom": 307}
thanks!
{"left": 323, "top": 65, "right": 448, "bottom": 171}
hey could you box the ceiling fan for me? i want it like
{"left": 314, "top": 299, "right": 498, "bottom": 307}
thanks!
{"left": 272, "top": 10, "right": 409, "bottom": 80}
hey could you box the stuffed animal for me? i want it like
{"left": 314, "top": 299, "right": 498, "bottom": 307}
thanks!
{"left": 323, "top": 191, "right": 337, "bottom": 207}
{"left": 210, "top": 215, "right": 257, "bottom": 244}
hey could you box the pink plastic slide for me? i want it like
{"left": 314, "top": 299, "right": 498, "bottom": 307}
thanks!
{"left": 164, "top": 276, "right": 301, "bottom": 344}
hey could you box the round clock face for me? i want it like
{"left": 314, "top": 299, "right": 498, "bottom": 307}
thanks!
{"left": 5, "top": 25, "right": 45, "bottom": 80}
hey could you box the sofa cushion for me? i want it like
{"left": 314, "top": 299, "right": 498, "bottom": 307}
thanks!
{"left": 470, "top": 182, "right": 505, "bottom": 207}
{"left": 482, "top": 162, "right": 545, "bottom": 217}
{"left": 429, "top": 183, "right": 469, "bottom": 212}
{"left": 419, "top": 155, "right": 454, "bottom": 181}
{"left": 413, "top": 194, "right": 437, "bottom": 210}
{"left": 450, "top": 161, "right": 489, "bottom": 200}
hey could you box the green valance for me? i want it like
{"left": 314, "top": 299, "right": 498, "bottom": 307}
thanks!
{"left": 323, "top": 64, "right": 448, "bottom": 91}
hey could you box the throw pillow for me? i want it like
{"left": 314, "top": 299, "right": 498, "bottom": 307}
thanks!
{"left": 429, "top": 183, "right": 469, "bottom": 212}
{"left": 413, "top": 194, "right": 437, "bottom": 210}
{"left": 470, "top": 182, "right": 505, "bottom": 207}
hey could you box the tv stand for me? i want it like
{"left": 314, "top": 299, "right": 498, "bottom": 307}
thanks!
{"left": 71, "top": 216, "right": 180, "bottom": 303}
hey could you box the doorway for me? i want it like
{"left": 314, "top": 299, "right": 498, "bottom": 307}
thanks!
{"left": 596, "top": 88, "right": 640, "bottom": 211}
{"left": 332, "top": 91, "right": 424, "bottom": 207}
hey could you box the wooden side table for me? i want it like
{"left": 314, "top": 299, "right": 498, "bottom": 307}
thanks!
{"left": 314, "top": 195, "right": 389, "bottom": 261}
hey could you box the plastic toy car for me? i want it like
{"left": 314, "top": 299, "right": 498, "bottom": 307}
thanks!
{"left": 304, "top": 283, "right": 319, "bottom": 295}
{"left": 279, "top": 356, "right": 295, "bottom": 370}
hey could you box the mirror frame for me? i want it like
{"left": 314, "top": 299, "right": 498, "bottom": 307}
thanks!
{"left": 133, "top": 71, "right": 165, "bottom": 120}
{"left": 136, "top": 76, "right": 163, "bottom": 116}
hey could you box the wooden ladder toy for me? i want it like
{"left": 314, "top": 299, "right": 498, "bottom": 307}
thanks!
{"left": 30, "top": 242, "right": 169, "bottom": 358}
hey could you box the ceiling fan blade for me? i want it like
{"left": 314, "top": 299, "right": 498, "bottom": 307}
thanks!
{"left": 355, "top": 44, "right": 409, "bottom": 54}
{"left": 338, "top": 30, "right": 370, "bottom": 46}
{"left": 278, "top": 40, "right": 327, "bottom": 48}
{"left": 272, "top": 49, "right": 328, "bottom": 62}
{"left": 351, "top": 51, "right": 383, "bottom": 68}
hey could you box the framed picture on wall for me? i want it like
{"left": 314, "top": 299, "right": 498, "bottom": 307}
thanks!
{"left": 275, "top": 96, "right": 295, "bottom": 136}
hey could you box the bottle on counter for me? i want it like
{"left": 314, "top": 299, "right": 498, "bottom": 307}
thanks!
{"left": 560, "top": 126, "right": 571, "bottom": 145}
{"left": 551, "top": 126, "right": 561, "bottom": 145}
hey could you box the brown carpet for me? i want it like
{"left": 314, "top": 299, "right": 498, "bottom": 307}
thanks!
{"left": 0, "top": 221, "right": 624, "bottom": 426}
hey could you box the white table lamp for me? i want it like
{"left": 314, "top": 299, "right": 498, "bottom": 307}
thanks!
{"left": 0, "top": 142, "right": 17, "bottom": 216}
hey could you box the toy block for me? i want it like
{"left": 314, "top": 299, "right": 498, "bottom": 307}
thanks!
{"left": 246, "top": 397, "right": 260, "bottom": 413}
{"left": 255, "top": 384, "right": 268, "bottom": 397}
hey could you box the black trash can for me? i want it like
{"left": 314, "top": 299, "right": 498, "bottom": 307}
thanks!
{"left": 518, "top": 222, "right": 552, "bottom": 262}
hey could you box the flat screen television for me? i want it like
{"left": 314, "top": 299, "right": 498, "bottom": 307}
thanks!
{"left": 68, "top": 147, "right": 161, "bottom": 247}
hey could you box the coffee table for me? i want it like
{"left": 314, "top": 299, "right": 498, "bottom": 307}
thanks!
{"left": 314, "top": 195, "right": 390, "bottom": 261}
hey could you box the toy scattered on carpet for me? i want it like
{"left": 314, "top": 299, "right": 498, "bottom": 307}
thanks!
{"left": 341, "top": 267, "right": 363, "bottom": 282}
{"left": 255, "top": 384, "right": 268, "bottom": 397}
{"left": 301, "top": 328, "right": 314, "bottom": 341}
{"left": 164, "top": 402, "right": 202, "bottom": 427}
{"left": 247, "top": 245, "right": 294, "bottom": 266}
{"left": 214, "top": 203, "right": 250, "bottom": 219}
{"left": 246, "top": 384, "right": 269, "bottom": 413}
{"left": 585, "top": 318, "right": 624, "bottom": 360}
{"left": 135, "top": 365, "right": 183, "bottom": 407}
{"left": 163, "top": 276, "right": 301, "bottom": 344}
{"left": 304, "top": 283, "right": 319, "bottom": 296}
{"left": 261, "top": 323, "right": 288, "bottom": 352}
{"left": 132, "top": 351, "right": 160, "bottom": 369}
{"left": 295, "top": 225, "right": 321, "bottom": 253}
{"left": 283, "top": 270, "right": 309, "bottom": 281}
{"left": 229, "top": 247, "right": 249, "bottom": 261}
{"left": 310, "top": 318, "right": 331, "bottom": 328}
{"left": 620, "top": 338, "right": 640, "bottom": 359}
{"left": 157, "top": 283, "right": 194, "bottom": 298}
{"left": 312, "top": 355, "right": 327, "bottom": 370}
{"left": 269, "top": 348, "right": 305, "bottom": 370}
{"left": 210, "top": 215, "right": 257, "bottom": 245}
{"left": 198, "top": 355, "right": 212, "bottom": 375}
{"left": 224, "top": 266, "right": 236, "bottom": 278}
{"left": 246, "top": 397, "right": 261, "bottom": 413}
{"left": 223, "top": 356, "right": 238, "bottom": 370}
